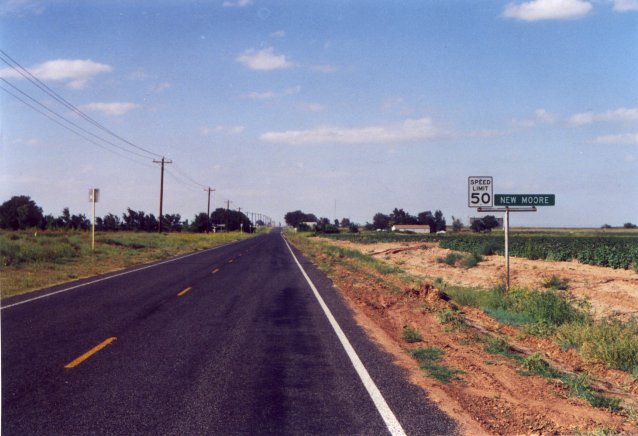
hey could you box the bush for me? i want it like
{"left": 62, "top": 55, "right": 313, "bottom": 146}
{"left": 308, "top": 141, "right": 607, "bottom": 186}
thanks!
{"left": 462, "top": 253, "right": 482, "bottom": 269}
{"left": 542, "top": 275, "right": 569, "bottom": 291}
{"left": 402, "top": 326, "right": 422, "bottom": 343}
{"left": 555, "top": 319, "right": 638, "bottom": 372}
{"left": 437, "top": 252, "right": 463, "bottom": 266}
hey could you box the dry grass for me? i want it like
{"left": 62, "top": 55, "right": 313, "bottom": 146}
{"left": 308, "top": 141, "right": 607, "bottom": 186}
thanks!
{"left": 0, "top": 230, "right": 259, "bottom": 298}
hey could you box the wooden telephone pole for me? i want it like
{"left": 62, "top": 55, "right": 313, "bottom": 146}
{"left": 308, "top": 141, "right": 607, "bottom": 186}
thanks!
{"left": 205, "top": 187, "right": 215, "bottom": 232}
{"left": 153, "top": 157, "right": 172, "bottom": 233}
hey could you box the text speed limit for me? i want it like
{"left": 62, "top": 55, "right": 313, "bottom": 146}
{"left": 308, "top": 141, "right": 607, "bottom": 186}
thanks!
{"left": 468, "top": 176, "right": 493, "bottom": 208}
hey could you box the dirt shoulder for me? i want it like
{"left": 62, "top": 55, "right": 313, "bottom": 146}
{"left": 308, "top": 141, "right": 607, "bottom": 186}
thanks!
{"left": 288, "top": 234, "right": 638, "bottom": 435}
{"left": 340, "top": 240, "right": 638, "bottom": 320}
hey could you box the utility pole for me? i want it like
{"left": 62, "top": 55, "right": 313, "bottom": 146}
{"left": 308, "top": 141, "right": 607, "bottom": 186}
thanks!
{"left": 205, "top": 187, "right": 215, "bottom": 233}
{"left": 226, "top": 200, "right": 231, "bottom": 232}
{"left": 153, "top": 157, "right": 172, "bottom": 233}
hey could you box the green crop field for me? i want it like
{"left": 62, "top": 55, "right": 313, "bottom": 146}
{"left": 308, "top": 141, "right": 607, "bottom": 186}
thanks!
{"left": 321, "top": 230, "right": 638, "bottom": 271}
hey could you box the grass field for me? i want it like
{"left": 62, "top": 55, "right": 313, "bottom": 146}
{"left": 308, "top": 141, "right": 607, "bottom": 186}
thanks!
{"left": 0, "top": 230, "right": 261, "bottom": 299}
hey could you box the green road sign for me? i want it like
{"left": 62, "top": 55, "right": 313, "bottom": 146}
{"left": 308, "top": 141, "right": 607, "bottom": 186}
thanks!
{"left": 495, "top": 194, "right": 555, "bottom": 206}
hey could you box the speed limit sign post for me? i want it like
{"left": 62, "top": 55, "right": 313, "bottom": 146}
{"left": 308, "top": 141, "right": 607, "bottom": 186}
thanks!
{"left": 468, "top": 176, "right": 493, "bottom": 208}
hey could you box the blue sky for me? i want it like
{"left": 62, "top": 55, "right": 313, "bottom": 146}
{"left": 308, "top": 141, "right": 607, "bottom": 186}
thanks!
{"left": 1, "top": 0, "right": 637, "bottom": 227}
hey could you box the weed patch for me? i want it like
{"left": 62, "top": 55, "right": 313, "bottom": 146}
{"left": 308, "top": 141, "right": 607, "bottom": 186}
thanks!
{"left": 542, "top": 274, "right": 569, "bottom": 291}
{"left": 555, "top": 318, "right": 638, "bottom": 372}
{"left": 409, "top": 347, "right": 465, "bottom": 383}
{"left": 402, "top": 326, "right": 422, "bottom": 343}
{"left": 437, "top": 309, "right": 466, "bottom": 331}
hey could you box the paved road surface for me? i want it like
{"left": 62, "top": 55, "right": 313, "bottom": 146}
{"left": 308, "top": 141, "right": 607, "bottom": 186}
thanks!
{"left": 2, "top": 231, "right": 457, "bottom": 435}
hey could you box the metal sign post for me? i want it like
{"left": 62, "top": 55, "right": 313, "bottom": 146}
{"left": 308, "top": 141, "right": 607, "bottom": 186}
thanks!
{"left": 469, "top": 176, "right": 555, "bottom": 291}
{"left": 478, "top": 206, "right": 536, "bottom": 291}
{"left": 89, "top": 188, "right": 99, "bottom": 251}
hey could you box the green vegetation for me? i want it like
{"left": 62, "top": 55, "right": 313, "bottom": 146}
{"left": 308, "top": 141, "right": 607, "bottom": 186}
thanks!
{"left": 483, "top": 336, "right": 523, "bottom": 362}
{"left": 440, "top": 234, "right": 638, "bottom": 270}
{"left": 443, "top": 286, "right": 588, "bottom": 328}
{"left": 324, "top": 230, "right": 638, "bottom": 271}
{"left": 0, "top": 230, "right": 257, "bottom": 298}
{"left": 437, "top": 309, "right": 466, "bottom": 331}
{"left": 437, "top": 252, "right": 464, "bottom": 266}
{"left": 408, "top": 347, "right": 465, "bottom": 383}
{"left": 439, "top": 280, "right": 638, "bottom": 374}
{"left": 402, "top": 326, "right": 423, "bottom": 343}
{"left": 320, "top": 243, "right": 404, "bottom": 276}
{"left": 555, "top": 318, "right": 638, "bottom": 372}
{"left": 542, "top": 274, "right": 569, "bottom": 291}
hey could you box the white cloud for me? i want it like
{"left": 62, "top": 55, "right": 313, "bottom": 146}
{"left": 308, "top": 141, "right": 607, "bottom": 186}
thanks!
{"left": 153, "top": 82, "right": 172, "bottom": 93}
{"left": 591, "top": 133, "right": 638, "bottom": 144}
{"left": 260, "top": 117, "right": 442, "bottom": 145}
{"left": 79, "top": 102, "right": 140, "bottom": 116}
{"left": 241, "top": 85, "right": 300, "bottom": 100}
{"left": 222, "top": 0, "right": 253, "bottom": 8}
{"left": 512, "top": 108, "right": 558, "bottom": 127}
{"left": 0, "top": 0, "right": 44, "bottom": 16}
{"left": 302, "top": 103, "right": 325, "bottom": 112}
{"left": 200, "top": 125, "right": 245, "bottom": 136}
{"left": 612, "top": 0, "right": 638, "bottom": 11}
{"left": 502, "top": 0, "right": 592, "bottom": 21}
{"left": 568, "top": 107, "right": 638, "bottom": 126}
{"left": 236, "top": 47, "right": 293, "bottom": 71}
{"left": 270, "top": 30, "right": 286, "bottom": 38}
{"left": 0, "top": 59, "right": 113, "bottom": 89}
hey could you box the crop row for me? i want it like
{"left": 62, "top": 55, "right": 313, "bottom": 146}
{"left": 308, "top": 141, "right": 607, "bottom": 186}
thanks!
{"left": 439, "top": 235, "right": 638, "bottom": 270}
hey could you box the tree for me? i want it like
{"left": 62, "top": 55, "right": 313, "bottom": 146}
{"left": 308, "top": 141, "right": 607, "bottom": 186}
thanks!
{"left": 623, "top": 222, "right": 637, "bottom": 229}
{"left": 0, "top": 196, "right": 44, "bottom": 230}
{"left": 316, "top": 217, "right": 339, "bottom": 234}
{"left": 471, "top": 215, "right": 499, "bottom": 233}
{"left": 451, "top": 216, "right": 464, "bottom": 232}
{"left": 372, "top": 213, "right": 390, "bottom": 230}
{"left": 417, "top": 211, "right": 435, "bottom": 232}
{"left": 102, "top": 213, "right": 121, "bottom": 231}
{"left": 434, "top": 210, "right": 446, "bottom": 232}
{"left": 340, "top": 218, "right": 351, "bottom": 228}
{"left": 191, "top": 213, "right": 210, "bottom": 232}
{"left": 390, "top": 208, "right": 418, "bottom": 226}
{"left": 284, "top": 210, "right": 316, "bottom": 228}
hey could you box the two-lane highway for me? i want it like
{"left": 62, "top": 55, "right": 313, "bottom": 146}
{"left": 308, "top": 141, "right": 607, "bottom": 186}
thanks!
{"left": 1, "top": 231, "right": 457, "bottom": 435}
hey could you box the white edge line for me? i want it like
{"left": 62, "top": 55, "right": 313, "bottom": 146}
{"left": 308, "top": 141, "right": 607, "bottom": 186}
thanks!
{"left": 282, "top": 235, "right": 407, "bottom": 436}
{"left": 1, "top": 240, "right": 238, "bottom": 310}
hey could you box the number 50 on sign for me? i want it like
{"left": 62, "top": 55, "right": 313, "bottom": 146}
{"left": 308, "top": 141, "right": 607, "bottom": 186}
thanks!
{"left": 468, "top": 176, "right": 493, "bottom": 208}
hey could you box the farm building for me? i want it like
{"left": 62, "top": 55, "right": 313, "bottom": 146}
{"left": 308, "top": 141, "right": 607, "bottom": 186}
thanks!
{"left": 391, "top": 224, "right": 431, "bottom": 234}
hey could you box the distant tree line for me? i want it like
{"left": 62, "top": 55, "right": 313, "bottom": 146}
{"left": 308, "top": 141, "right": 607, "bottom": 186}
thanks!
{"left": 0, "top": 196, "right": 254, "bottom": 233}
{"left": 366, "top": 208, "right": 447, "bottom": 233}
{"left": 284, "top": 210, "right": 359, "bottom": 234}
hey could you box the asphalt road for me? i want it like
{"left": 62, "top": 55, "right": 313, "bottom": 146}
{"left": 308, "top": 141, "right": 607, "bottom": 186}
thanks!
{"left": 1, "top": 231, "right": 457, "bottom": 435}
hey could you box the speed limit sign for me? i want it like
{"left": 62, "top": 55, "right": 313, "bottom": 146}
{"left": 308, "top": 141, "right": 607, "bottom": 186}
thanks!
{"left": 468, "top": 176, "right": 493, "bottom": 208}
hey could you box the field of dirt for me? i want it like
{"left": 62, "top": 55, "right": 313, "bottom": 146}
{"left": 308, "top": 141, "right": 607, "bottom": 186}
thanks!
{"left": 337, "top": 240, "right": 638, "bottom": 320}
{"left": 293, "top": 235, "right": 638, "bottom": 435}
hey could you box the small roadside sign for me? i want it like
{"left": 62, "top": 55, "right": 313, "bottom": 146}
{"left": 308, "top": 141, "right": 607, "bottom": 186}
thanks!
{"left": 495, "top": 194, "right": 555, "bottom": 207}
{"left": 468, "top": 176, "right": 493, "bottom": 208}
{"left": 89, "top": 188, "right": 100, "bottom": 203}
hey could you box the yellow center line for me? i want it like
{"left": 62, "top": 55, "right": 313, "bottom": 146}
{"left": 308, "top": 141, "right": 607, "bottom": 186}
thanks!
{"left": 177, "top": 286, "right": 192, "bottom": 297}
{"left": 212, "top": 268, "right": 220, "bottom": 274}
{"left": 65, "top": 337, "right": 117, "bottom": 369}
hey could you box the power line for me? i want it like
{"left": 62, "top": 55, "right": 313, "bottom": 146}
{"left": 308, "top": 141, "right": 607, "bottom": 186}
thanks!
{"left": 0, "top": 84, "right": 155, "bottom": 169}
{"left": 171, "top": 163, "right": 208, "bottom": 189}
{"left": 0, "top": 49, "right": 161, "bottom": 159}
{"left": 1, "top": 78, "right": 152, "bottom": 160}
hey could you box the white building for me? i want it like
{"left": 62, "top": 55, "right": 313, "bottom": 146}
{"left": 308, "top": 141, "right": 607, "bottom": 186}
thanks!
{"left": 391, "top": 224, "right": 430, "bottom": 234}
